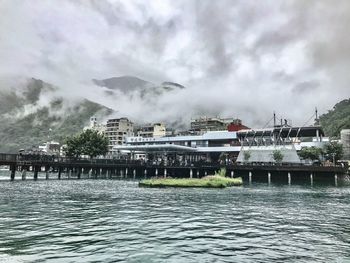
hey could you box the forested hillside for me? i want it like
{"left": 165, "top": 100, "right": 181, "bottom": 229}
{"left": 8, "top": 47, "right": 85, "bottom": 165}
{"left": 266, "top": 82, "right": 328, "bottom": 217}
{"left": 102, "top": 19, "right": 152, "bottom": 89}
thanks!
{"left": 319, "top": 99, "right": 350, "bottom": 137}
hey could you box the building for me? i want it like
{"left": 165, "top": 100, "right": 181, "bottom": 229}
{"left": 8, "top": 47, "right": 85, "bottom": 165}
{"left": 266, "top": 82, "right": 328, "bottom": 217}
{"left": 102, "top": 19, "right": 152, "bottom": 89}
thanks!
{"left": 84, "top": 116, "right": 106, "bottom": 134}
{"left": 341, "top": 129, "right": 350, "bottom": 160}
{"left": 190, "top": 116, "right": 245, "bottom": 134}
{"left": 105, "top": 118, "right": 134, "bottom": 154}
{"left": 136, "top": 123, "right": 166, "bottom": 138}
{"left": 114, "top": 125, "right": 328, "bottom": 164}
{"left": 38, "top": 141, "right": 61, "bottom": 155}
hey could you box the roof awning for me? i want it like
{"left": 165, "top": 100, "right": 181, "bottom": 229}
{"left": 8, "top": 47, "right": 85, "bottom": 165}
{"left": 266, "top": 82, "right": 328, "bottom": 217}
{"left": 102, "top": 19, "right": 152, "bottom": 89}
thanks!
{"left": 113, "top": 144, "right": 197, "bottom": 153}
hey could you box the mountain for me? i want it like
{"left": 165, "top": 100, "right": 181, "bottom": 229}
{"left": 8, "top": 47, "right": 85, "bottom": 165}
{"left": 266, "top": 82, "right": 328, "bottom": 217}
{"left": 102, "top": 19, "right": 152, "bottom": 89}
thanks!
{"left": 0, "top": 78, "right": 113, "bottom": 153}
{"left": 92, "top": 75, "right": 185, "bottom": 97}
{"left": 93, "top": 76, "right": 153, "bottom": 92}
{"left": 319, "top": 98, "right": 350, "bottom": 137}
{"left": 0, "top": 75, "right": 185, "bottom": 153}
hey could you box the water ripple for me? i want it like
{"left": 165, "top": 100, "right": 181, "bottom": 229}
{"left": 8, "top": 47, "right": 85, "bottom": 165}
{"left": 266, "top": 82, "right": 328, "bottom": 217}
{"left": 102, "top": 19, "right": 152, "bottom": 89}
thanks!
{"left": 0, "top": 180, "right": 349, "bottom": 262}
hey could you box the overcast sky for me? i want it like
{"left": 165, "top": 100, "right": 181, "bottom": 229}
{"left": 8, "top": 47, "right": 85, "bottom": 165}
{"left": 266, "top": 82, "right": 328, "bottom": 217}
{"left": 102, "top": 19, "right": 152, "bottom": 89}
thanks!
{"left": 0, "top": 0, "right": 349, "bottom": 127}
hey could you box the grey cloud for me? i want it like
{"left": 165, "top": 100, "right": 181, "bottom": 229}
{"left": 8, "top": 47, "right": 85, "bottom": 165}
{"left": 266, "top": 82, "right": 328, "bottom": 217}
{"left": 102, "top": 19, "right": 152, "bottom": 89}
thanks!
{"left": 0, "top": 0, "right": 349, "bottom": 129}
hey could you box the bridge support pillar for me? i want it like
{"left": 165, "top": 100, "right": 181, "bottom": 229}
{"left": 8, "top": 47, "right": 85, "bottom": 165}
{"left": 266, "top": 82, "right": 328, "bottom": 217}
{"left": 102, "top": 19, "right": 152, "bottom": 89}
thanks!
{"left": 34, "top": 166, "right": 39, "bottom": 181}
{"left": 288, "top": 172, "right": 291, "bottom": 185}
{"left": 133, "top": 169, "right": 136, "bottom": 179}
{"left": 197, "top": 170, "right": 199, "bottom": 178}
{"left": 45, "top": 166, "right": 50, "bottom": 180}
{"left": 144, "top": 169, "right": 147, "bottom": 178}
{"left": 68, "top": 169, "right": 72, "bottom": 179}
{"left": 249, "top": 171, "right": 252, "bottom": 184}
{"left": 310, "top": 173, "right": 313, "bottom": 186}
{"left": 10, "top": 165, "right": 16, "bottom": 181}
{"left": 120, "top": 169, "right": 123, "bottom": 178}
{"left": 21, "top": 167, "right": 27, "bottom": 180}
{"left": 164, "top": 168, "right": 167, "bottom": 178}
{"left": 77, "top": 168, "right": 81, "bottom": 179}
{"left": 231, "top": 171, "right": 234, "bottom": 178}
{"left": 190, "top": 169, "right": 193, "bottom": 178}
{"left": 155, "top": 169, "right": 158, "bottom": 177}
{"left": 125, "top": 168, "right": 128, "bottom": 178}
{"left": 335, "top": 174, "right": 338, "bottom": 187}
{"left": 268, "top": 172, "right": 271, "bottom": 185}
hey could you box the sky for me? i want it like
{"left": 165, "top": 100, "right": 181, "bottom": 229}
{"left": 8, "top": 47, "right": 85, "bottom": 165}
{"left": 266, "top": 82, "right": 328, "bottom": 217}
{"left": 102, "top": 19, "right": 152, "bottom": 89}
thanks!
{"left": 0, "top": 0, "right": 349, "bottom": 127}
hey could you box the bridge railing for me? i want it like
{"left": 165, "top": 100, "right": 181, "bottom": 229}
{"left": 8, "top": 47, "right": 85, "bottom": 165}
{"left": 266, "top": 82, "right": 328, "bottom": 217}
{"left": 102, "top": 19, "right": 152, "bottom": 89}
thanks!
{"left": 0, "top": 153, "right": 17, "bottom": 162}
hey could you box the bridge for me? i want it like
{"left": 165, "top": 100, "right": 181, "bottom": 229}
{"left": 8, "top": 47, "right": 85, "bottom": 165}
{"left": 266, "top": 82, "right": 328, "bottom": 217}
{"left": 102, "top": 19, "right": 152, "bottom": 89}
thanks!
{"left": 0, "top": 153, "right": 348, "bottom": 185}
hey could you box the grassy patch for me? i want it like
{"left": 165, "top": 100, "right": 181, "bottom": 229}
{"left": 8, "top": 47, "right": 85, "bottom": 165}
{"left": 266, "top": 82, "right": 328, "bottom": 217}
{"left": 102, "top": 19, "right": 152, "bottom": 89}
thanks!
{"left": 139, "top": 176, "right": 242, "bottom": 188}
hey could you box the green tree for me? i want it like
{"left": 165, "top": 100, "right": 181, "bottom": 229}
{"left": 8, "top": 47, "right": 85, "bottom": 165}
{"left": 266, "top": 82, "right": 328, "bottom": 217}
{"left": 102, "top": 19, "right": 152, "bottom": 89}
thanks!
{"left": 272, "top": 150, "right": 284, "bottom": 163}
{"left": 298, "top": 147, "right": 323, "bottom": 161}
{"left": 64, "top": 135, "right": 83, "bottom": 159}
{"left": 64, "top": 129, "right": 109, "bottom": 159}
{"left": 324, "top": 141, "right": 343, "bottom": 163}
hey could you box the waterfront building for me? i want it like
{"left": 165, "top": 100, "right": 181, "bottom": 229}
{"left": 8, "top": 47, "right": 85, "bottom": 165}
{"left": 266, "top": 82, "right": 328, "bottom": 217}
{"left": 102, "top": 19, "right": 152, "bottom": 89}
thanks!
{"left": 114, "top": 125, "right": 328, "bottom": 164}
{"left": 341, "top": 129, "right": 350, "bottom": 160}
{"left": 105, "top": 117, "right": 134, "bottom": 154}
{"left": 136, "top": 123, "right": 166, "bottom": 138}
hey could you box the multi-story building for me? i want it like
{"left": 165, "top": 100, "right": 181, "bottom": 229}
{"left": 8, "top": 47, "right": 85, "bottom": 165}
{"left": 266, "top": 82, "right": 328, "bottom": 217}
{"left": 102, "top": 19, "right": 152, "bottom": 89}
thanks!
{"left": 84, "top": 116, "right": 106, "bottom": 134}
{"left": 190, "top": 117, "right": 245, "bottom": 134}
{"left": 136, "top": 123, "right": 166, "bottom": 138}
{"left": 105, "top": 117, "right": 133, "bottom": 154}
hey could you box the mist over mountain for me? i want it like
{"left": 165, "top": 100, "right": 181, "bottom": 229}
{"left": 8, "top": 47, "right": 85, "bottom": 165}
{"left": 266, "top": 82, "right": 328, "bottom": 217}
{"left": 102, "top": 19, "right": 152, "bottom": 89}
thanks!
{"left": 0, "top": 75, "right": 187, "bottom": 152}
{"left": 0, "top": 78, "right": 114, "bottom": 153}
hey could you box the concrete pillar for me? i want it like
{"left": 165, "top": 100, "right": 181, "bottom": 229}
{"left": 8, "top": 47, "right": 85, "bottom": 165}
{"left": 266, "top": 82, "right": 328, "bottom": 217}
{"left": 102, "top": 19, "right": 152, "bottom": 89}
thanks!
{"left": 21, "top": 168, "right": 27, "bottom": 180}
{"left": 144, "top": 169, "right": 147, "bottom": 178}
{"left": 268, "top": 172, "right": 271, "bottom": 185}
{"left": 197, "top": 170, "right": 200, "bottom": 178}
{"left": 205, "top": 171, "right": 207, "bottom": 176}
{"left": 190, "top": 169, "right": 193, "bottom": 178}
{"left": 133, "top": 169, "right": 136, "bottom": 179}
{"left": 45, "top": 167, "right": 49, "bottom": 180}
{"left": 68, "top": 169, "right": 72, "bottom": 179}
{"left": 231, "top": 171, "right": 234, "bottom": 178}
{"left": 164, "top": 168, "right": 167, "bottom": 178}
{"left": 125, "top": 168, "right": 128, "bottom": 178}
{"left": 288, "top": 172, "right": 291, "bottom": 185}
{"left": 88, "top": 169, "right": 92, "bottom": 179}
{"left": 335, "top": 174, "right": 338, "bottom": 187}
{"left": 120, "top": 169, "right": 124, "bottom": 178}
{"left": 10, "top": 165, "right": 16, "bottom": 181}
{"left": 155, "top": 168, "right": 158, "bottom": 177}
{"left": 249, "top": 171, "right": 252, "bottom": 184}
{"left": 310, "top": 173, "right": 313, "bottom": 186}
{"left": 106, "top": 169, "right": 109, "bottom": 179}
{"left": 58, "top": 168, "right": 62, "bottom": 180}
{"left": 77, "top": 168, "right": 81, "bottom": 179}
{"left": 34, "top": 167, "right": 38, "bottom": 181}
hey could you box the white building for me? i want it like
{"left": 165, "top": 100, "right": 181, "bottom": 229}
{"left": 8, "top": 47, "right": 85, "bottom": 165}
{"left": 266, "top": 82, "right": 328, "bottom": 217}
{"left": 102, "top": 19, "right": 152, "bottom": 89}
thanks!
{"left": 105, "top": 117, "right": 134, "bottom": 154}
{"left": 113, "top": 126, "right": 329, "bottom": 164}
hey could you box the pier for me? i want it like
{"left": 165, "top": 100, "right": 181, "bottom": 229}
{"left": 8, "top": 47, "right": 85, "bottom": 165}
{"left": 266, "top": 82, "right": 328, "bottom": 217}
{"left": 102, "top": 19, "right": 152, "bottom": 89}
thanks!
{"left": 0, "top": 153, "right": 348, "bottom": 185}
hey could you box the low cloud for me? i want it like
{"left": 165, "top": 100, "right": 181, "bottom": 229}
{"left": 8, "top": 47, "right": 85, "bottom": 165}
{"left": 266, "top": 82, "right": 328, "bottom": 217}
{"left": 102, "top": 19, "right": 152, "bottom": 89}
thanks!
{"left": 0, "top": 0, "right": 349, "bottom": 129}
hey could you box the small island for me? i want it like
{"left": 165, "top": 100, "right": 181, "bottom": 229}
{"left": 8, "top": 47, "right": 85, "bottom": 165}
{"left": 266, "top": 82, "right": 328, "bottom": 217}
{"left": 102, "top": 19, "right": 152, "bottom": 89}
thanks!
{"left": 139, "top": 168, "right": 243, "bottom": 188}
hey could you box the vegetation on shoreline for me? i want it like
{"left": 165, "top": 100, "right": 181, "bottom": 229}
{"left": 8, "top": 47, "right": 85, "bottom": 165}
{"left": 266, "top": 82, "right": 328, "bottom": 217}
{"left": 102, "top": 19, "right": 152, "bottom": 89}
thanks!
{"left": 139, "top": 171, "right": 243, "bottom": 188}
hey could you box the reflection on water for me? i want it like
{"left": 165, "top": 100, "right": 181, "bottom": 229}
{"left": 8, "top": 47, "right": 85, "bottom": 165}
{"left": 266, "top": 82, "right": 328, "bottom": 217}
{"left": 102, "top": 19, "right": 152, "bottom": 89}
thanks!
{"left": 0, "top": 174, "right": 349, "bottom": 262}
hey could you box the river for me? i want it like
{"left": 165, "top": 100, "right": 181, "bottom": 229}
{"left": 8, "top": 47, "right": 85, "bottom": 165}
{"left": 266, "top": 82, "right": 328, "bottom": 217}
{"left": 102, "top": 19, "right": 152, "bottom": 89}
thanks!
{"left": 0, "top": 173, "right": 349, "bottom": 262}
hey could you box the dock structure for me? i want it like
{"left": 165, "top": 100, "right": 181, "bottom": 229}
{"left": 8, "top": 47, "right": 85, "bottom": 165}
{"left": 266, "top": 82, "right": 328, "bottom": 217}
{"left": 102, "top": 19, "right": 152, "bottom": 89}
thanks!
{"left": 0, "top": 153, "right": 348, "bottom": 185}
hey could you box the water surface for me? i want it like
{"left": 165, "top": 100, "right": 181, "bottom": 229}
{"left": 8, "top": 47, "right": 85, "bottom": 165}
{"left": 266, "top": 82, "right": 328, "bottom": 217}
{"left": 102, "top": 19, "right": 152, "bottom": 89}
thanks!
{"left": 0, "top": 175, "right": 349, "bottom": 262}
